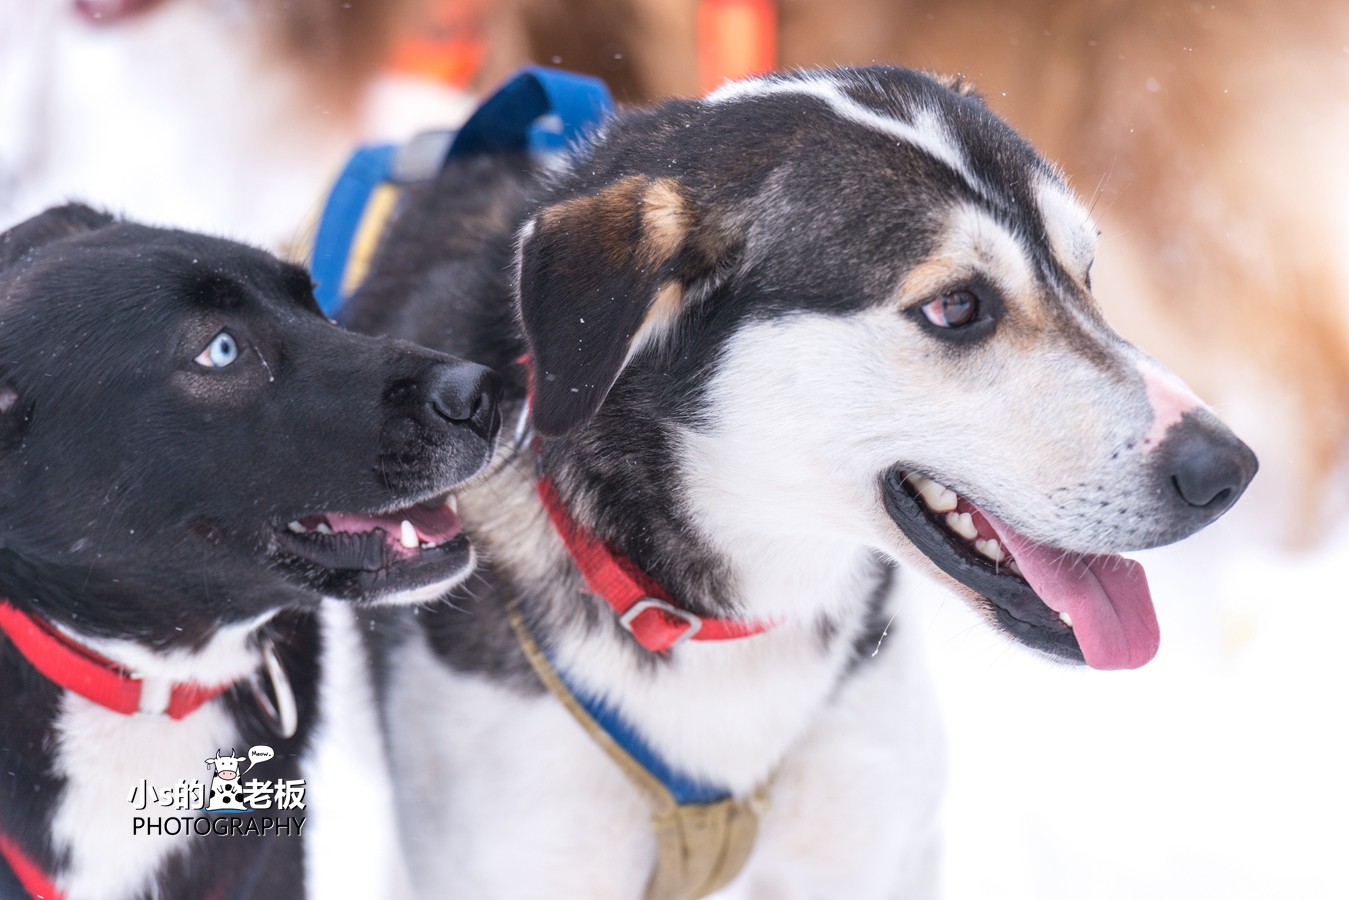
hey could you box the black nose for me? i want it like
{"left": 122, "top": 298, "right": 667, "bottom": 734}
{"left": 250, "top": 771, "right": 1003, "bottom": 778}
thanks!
{"left": 427, "top": 362, "right": 502, "bottom": 442}
{"left": 1161, "top": 414, "right": 1259, "bottom": 512}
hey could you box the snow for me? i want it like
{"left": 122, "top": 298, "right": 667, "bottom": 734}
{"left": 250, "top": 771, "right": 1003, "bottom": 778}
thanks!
{"left": 922, "top": 513, "right": 1349, "bottom": 899}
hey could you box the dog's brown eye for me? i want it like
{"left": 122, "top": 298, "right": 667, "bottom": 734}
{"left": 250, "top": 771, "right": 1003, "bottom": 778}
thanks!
{"left": 919, "top": 291, "right": 978, "bottom": 328}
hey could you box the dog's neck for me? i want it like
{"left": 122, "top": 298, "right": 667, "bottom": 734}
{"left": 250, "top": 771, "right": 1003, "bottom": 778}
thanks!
{"left": 536, "top": 406, "right": 881, "bottom": 624}
{"left": 461, "top": 408, "right": 891, "bottom": 790}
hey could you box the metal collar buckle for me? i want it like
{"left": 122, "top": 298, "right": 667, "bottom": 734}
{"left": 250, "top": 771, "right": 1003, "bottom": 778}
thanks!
{"left": 249, "top": 642, "right": 298, "bottom": 739}
{"left": 619, "top": 598, "right": 703, "bottom": 647}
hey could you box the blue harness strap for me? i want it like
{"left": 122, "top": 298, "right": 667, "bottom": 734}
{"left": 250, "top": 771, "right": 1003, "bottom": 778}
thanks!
{"left": 310, "top": 145, "right": 397, "bottom": 315}
{"left": 309, "top": 66, "right": 613, "bottom": 316}
{"left": 553, "top": 660, "right": 733, "bottom": 806}
{"left": 449, "top": 66, "right": 614, "bottom": 156}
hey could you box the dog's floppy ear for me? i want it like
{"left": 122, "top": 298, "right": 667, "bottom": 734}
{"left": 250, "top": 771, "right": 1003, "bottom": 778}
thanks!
{"left": 518, "top": 176, "right": 696, "bottom": 437}
{"left": 0, "top": 204, "right": 115, "bottom": 272}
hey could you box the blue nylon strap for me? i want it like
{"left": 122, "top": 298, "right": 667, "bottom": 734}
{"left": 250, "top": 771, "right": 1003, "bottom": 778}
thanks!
{"left": 552, "top": 660, "right": 733, "bottom": 806}
{"left": 449, "top": 66, "right": 613, "bottom": 158}
{"left": 309, "top": 66, "right": 613, "bottom": 317}
{"left": 311, "top": 144, "right": 396, "bottom": 316}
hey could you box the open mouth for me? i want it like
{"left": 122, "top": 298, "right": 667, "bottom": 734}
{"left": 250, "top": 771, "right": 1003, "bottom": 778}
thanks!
{"left": 273, "top": 495, "right": 472, "bottom": 599}
{"left": 881, "top": 468, "right": 1159, "bottom": 670}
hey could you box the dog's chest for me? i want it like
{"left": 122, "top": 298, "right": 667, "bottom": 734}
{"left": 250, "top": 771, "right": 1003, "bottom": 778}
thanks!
{"left": 48, "top": 694, "right": 239, "bottom": 900}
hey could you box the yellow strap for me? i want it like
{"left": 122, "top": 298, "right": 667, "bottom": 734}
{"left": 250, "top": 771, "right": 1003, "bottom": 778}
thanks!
{"left": 507, "top": 604, "right": 766, "bottom": 900}
{"left": 340, "top": 182, "right": 401, "bottom": 298}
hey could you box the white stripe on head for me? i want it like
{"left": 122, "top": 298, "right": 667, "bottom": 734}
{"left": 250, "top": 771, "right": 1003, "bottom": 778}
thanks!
{"left": 1035, "top": 174, "right": 1098, "bottom": 283}
{"left": 895, "top": 203, "right": 1036, "bottom": 304}
{"left": 705, "top": 73, "right": 985, "bottom": 199}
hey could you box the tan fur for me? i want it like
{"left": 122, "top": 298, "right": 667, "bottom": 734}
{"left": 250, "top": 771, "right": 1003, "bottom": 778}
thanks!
{"left": 639, "top": 177, "right": 691, "bottom": 264}
{"left": 629, "top": 281, "right": 685, "bottom": 354}
{"left": 537, "top": 175, "right": 651, "bottom": 264}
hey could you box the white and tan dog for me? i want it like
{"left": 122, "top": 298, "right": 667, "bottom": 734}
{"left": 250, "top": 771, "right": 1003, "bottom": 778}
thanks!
{"left": 345, "top": 67, "right": 1257, "bottom": 898}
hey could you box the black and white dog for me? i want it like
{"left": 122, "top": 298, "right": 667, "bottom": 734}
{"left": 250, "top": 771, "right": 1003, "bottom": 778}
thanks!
{"left": 0, "top": 205, "right": 499, "bottom": 900}
{"left": 347, "top": 67, "right": 1257, "bottom": 898}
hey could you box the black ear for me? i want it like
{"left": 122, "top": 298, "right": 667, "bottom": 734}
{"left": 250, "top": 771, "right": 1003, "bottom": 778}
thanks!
{"left": 0, "top": 204, "right": 115, "bottom": 272}
{"left": 518, "top": 176, "right": 696, "bottom": 437}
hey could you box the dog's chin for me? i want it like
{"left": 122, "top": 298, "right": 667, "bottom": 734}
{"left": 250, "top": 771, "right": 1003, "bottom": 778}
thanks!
{"left": 272, "top": 494, "right": 474, "bottom": 605}
{"left": 880, "top": 467, "right": 1085, "bottom": 665}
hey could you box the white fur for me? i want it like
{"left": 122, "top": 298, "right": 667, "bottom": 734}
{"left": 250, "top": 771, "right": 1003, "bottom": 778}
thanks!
{"left": 705, "top": 72, "right": 984, "bottom": 199}
{"left": 49, "top": 693, "right": 239, "bottom": 900}
{"left": 355, "top": 546, "right": 479, "bottom": 608}
{"left": 386, "top": 630, "right": 654, "bottom": 899}
{"left": 1035, "top": 175, "right": 1099, "bottom": 283}
{"left": 719, "top": 585, "right": 947, "bottom": 900}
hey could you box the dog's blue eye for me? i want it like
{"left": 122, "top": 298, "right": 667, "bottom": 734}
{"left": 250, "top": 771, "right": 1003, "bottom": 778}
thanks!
{"left": 920, "top": 291, "right": 978, "bottom": 328}
{"left": 195, "top": 332, "right": 239, "bottom": 368}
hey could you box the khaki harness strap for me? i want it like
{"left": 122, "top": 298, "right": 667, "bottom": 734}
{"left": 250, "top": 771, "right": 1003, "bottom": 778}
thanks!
{"left": 507, "top": 604, "right": 767, "bottom": 900}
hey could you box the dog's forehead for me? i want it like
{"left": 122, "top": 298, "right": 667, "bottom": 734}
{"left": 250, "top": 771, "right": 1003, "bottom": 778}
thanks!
{"left": 698, "top": 68, "right": 1096, "bottom": 287}
{"left": 15, "top": 226, "right": 318, "bottom": 330}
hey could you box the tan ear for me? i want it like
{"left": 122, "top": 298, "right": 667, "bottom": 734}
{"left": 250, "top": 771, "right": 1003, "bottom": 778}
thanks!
{"left": 517, "top": 175, "right": 694, "bottom": 437}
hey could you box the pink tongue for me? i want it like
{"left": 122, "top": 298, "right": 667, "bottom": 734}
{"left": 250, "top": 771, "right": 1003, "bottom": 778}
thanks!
{"left": 319, "top": 501, "right": 461, "bottom": 545}
{"left": 981, "top": 510, "right": 1159, "bottom": 670}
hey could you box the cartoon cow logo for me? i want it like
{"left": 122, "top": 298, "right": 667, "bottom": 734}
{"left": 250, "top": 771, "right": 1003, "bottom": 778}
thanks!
{"left": 205, "top": 750, "right": 249, "bottom": 812}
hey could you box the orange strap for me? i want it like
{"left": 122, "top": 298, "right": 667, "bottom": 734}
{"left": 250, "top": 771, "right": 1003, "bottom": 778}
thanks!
{"left": 698, "top": 0, "right": 778, "bottom": 94}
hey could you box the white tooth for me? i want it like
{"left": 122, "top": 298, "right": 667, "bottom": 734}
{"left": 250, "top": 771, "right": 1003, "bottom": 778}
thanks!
{"left": 315, "top": 523, "right": 334, "bottom": 535}
{"left": 400, "top": 519, "right": 418, "bottom": 549}
{"left": 1007, "top": 559, "right": 1023, "bottom": 577}
{"left": 931, "top": 488, "right": 958, "bottom": 512}
{"left": 446, "top": 495, "right": 458, "bottom": 514}
{"left": 909, "top": 474, "right": 958, "bottom": 512}
{"left": 946, "top": 511, "right": 978, "bottom": 541}
{"left": 1059, "top": 611, "right": 1073, "bottom": 628}
{"left": 975, "top": 538, "right": 1005, "bottom": 562}
{"left": 287, "top": 521, "right": 305, "bottom": 534}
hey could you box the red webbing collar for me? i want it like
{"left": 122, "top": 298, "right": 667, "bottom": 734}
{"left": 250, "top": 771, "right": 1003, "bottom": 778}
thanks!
{"left": 536, "top": 478, "right": 773, "bottom": 652}
{"left": 0, "top": 832, "right": 60, "bottom": 900}
{"left": 0, "top": 601, "right": 231, "bottom": 720}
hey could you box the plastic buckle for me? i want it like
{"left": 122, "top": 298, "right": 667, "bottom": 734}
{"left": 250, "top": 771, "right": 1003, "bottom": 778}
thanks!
{"left": 619, "top": 598, "right": 703, "bottom": 648}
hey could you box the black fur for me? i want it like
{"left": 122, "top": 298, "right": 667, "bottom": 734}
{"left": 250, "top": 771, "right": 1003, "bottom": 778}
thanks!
{"left": 0, "top": 205, "right": 498, "bottom": 899}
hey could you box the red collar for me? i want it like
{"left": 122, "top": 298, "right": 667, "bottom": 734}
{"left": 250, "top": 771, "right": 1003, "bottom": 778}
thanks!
{"left": 536, "top": 478, "right": 774, "bottom": 652}
{"left": 0, "top": 831, "right": 60, "bottom": 900}
{"left": 0, "top": 601, "right": 232, "bottom": 720}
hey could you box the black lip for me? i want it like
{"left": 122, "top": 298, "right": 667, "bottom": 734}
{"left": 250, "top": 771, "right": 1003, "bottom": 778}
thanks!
{"left": 880, "top": 467, "right": 1084, "bottom": 663}
{"left": 275, "top": 527, "right": 393, "bottom": 572}
{"left": 272, "top": 517, "right": 472, "bottom": 603}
